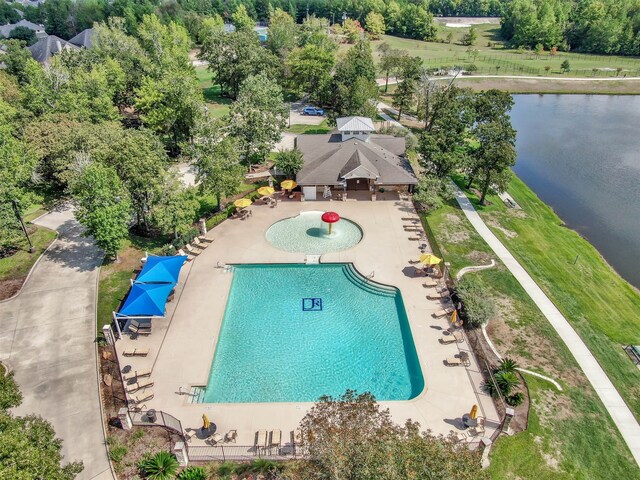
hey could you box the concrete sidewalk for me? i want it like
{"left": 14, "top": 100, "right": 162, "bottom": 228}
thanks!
{"left": 453, "top": 185, "right": 640, "bottom": 466}
{"left": 0, "top": 206, "right": 113, "bottom": 479}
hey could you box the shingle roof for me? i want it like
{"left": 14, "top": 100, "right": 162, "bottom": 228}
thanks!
{"left": 28, "top": 35, "right": 78, "bottom": 63}
{"left": 336, "top": 116, "right": 375, "bottom": 132}
{"left": 296, "top": 134, "right": 417, "bottom": 186}
{"left": 68, "top": 28, "right": 94, "bottom": 48}
{"left": 0, "top": 19, "right": 44, "bottom": 37}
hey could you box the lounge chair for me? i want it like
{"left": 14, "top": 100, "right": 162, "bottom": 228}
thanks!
{"left": 440, "top": 333, "right": 457, "bottom": 345}
{"left": 427, "top": 291, "right": 449, "bottom": 300}
{"left": 126, "top": 378, "right": 154, "bottom": 393}
{"left": 225, "top": 429, "right": 237, "bottom": 443}
{"left": 177, "top": 249, "right": 194, "bottom": 262}
{"left": 423, "top": 278, "right": 438, "bottom": 288}
{"left": 270, "top": 429, "right": 281, "bottom": 447}
{"left": 123, "top": 348, "right": 150, "bottom": 357}
{"left": 446, "top": 357, "right": 462, "bottom": 366}
{"left": 208, "top": 432, "right": 223, "bottom": 445}
{"left": 256, "top": 430, "right": 267, "bottom": 448}
{"left": 131, "top": 389, "right": 154, "bottom": 403}
{"left": 192, "top": 237, "right": 208, "bottom": 249}
{"left": 123, "top": 368, "right": 152, "bottom": 381}
{"left": 432, "top": 307, "right": 454, "bottom": 318}
{"left": 197, "top": 235, "right": 214, "bottom": 243}
{"left": 185, "top": 244, "right": 201, "bottom": 256}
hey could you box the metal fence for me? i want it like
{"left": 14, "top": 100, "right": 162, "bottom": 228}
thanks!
{"left": 131, "top": 409, "right": 184, "bottom": 437}
{"left": 186, "top": 443, "right": 305, "bottom": 462}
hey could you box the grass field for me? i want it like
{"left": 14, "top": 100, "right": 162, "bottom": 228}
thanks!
{"left": 437, "top": 76, "right": 640, "bottom": 94}
{"left": 422, "top": 179, "right": 638, "bottom": 478}
{"left": 195, "top": 67, "right": 232, "bottom": 118}
{"left": 372, "top": 24, "right": 640, "bottom": 78}
{"left": 286, "top": 121, "right": 331, "bottom": 134}
{"left": 0, "top": 227, "right": 57, "bottom": 288}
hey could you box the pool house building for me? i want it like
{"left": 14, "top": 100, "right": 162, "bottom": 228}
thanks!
{"left": 295, "top": 116, "right": 418, "bottom": 200}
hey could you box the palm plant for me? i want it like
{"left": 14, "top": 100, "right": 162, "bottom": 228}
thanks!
{"left": 138, "top": 451, "right": 179, "bottom": 480}
{"left": 494, "top": 371, "right": 520, "bottom": 397}
{"left": 498, "top": 357, "right": 518, "bottom": 373}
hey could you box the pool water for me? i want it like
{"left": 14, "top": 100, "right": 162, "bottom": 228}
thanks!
{"left": 266, "top": 211, "right": 363, "bottom": 254}
{"left": 203, "top": 264, "right": 424, "bottom": 403}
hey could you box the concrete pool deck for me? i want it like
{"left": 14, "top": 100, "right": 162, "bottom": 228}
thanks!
{"left": 115, "top": 198, "right": 499, "bottom": 447}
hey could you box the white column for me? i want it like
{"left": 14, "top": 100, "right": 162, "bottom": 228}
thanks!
{"left": 172, "top": 441, "right": 189, "bottom": 466}
{"left": 118, "top": 407, "right": 132, "bottom": 431}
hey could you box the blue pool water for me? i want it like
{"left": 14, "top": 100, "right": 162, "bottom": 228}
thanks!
{"left": 203, "top": 264, "right": 424, "bottom": 403}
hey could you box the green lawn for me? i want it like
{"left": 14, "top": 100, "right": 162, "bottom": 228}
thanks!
{"left": 286, "top": 121, "right": 331, "bottom": 134}
{"left": 0, "top": 226, "right": 57, "bottom": 284}
{"left": 461, "top": 176, "right": 640, "bottom": 418}
{"left": 422, "top": 183, "right": 638, "bottom": 478}
{"left": 195, "top": 66, "right": 232, "bottom": 119}
{"left": 373, "top": 24, "right": 640, "bottom": 78}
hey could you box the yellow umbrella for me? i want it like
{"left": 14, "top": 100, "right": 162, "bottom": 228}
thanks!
{"left": 469, "top": 405, "right": 478, "bottom": 420}
{"left": 449, "top": 309, "right": 458, "bottom": 325}
{"left": 202, "top": 414, "right": 211, "bottom": 430}
{"left": 280, "top": 179, "right": 297, "bottom": 190}
{"left": 257, "top": 186, "right": 275, "bottom": 196}
{"left": 419, "top": 253, "right": 442, "bottom": 266}
{"left": 233, "top": 198, "right": 252, "bottom": 209}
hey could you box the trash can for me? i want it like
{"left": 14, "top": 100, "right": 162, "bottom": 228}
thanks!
{"left": 147, "top": 409, "right": 157, "bottom": 423}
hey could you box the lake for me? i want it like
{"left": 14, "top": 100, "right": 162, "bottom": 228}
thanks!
{"left": 511, "top": 94, "right": 640, "bottom": 289}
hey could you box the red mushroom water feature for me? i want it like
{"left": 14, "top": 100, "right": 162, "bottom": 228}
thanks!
{"left": 321, "top": 211, "right": 340, "bottom": 235}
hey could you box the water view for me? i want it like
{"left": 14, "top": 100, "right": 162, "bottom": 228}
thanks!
{"left": 511, "top": 94, "right": 640, "bottom": 289}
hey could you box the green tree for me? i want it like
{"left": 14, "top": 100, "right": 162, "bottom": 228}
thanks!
{"left": 286, "top": 44, "right": 335, "bottom": 100}
{"left": 274, "top": 148, "right": 304, "bottom": 177}
{"left": 378, "top": 44, "right": 404, "bottom": 93}
{"left": 134, "top": 68, "right": 204, "bottom": 155}
{"left": 267, "top": 8, "right": 296, "bottom": 58}
{"left": 192, "top": 122, "right": 244, "bottom": 210}
{"left": 413, "top": 175, "right": 453, "bottom": 211}
{"left": 43, "top": 0, "right": 71, "bottom": 38}
{"left": 0, "top": 371, "right": 22, "bottom": 410}
{"left": 399, "top": 4, "right": 436, "bottom": 41}
{"left": 8, "top": 26, "right": 37, "bottom": 46}
{"left": 342, "top": 18, "right": 363, "bottom": 43}
{"left": 2, "top": 40, "right": 37, "bottom": 84}
{"left": 152, "top": 179, "right": 200, "bottom": 239}
{"left": 561, "top": 59, "right": 571, "bottom": 72}
{"left": 461, "top": 25, "right": 477, "bottom": 46}
{"left": 364, "top": 11, "right": 386, "bottom": 39}
{"left": 227, "top": 73, "right": 287, "bottom": 165}
{"left": 231, "top": 4, "right": 254, "bottom": 32}
{"left": 137, "top": 14, "right": 191, "bottom": 72}
{"left": 332, "top": 38, "right": 378, "bottom": 118}
{"left": 299, "top": 390, "right": 486, "bottom": 480}
{"left": 392, "top": 56, "right": 422, "bottom": 120}
{"left": 72, "top": 162, "right": 131, "bottom": 261}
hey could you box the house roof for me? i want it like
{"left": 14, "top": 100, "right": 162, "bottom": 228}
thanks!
{"left": 68, "top": 28, "right": 94, "bottom": 48}
{"left": 0, "top": 19, "right": 44, "bottom": 37}
{"left": 28, "top": 35, "right": 78, "bottom": 63}
{"left": 336, "top": 116, "right": 375, "bottom": 132}
{"left": 296, "top": 134, "right": 417, "bottom": 186}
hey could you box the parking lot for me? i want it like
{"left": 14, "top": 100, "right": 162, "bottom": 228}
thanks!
{"left": 288, "top": 102, "right": 327, "bottom": 125}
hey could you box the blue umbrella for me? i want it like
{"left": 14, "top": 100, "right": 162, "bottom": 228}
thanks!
{"left": 118, "top": 283, "right": 175, "bottom": 317}
{"left": 136, "top": 255, "right": 187, "bottom": 284}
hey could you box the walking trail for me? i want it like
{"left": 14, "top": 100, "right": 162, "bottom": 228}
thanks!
{"left": 0, "top": 206, "right": 113, "bottom": 479}
{"left": 453, "top": 185, "right": 640, "bottom": 466}
{"left": 377, "top": 74, "right": 640, "bottom": 86}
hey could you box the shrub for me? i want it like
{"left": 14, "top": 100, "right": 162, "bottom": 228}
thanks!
{"left": 138, "top": 451, "right": 179, "bottom": 480}
{"left": 109, "top": 444, "right": 128, "bottom": 463}
{"left": 177, "top": 466, "right": 207, "bottom": 480}
{"left": 506, "top": 391, "right": 525, "bottom": 407}
{"left": 158, "top": 244, "right": 177, "bottom": 256}
{"left": 466, "top": 63, "right": 478, "bottom": 72}
{"left": 456, "top": 278, "right": 496, "bottom": 328}
{"left": 494, "top": 371, "right": 520, "bottom": 396}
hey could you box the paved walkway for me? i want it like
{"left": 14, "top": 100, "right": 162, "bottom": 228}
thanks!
{"left": 453, "top": 186, "right": 640, "bottom": 466}
{"left": 0, "top": 206, "right": 112, "bottom": 479}
{"left": 377, "top": 74, "right": 640, "bottom": 86}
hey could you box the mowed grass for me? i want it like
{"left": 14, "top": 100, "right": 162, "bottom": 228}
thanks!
{"left": 464, "top": 176, "right": 640, "bottom": 417}
{"left": 422, "top": 190, "right": 637, "bottom": 478}
{"left": 372, "top": 24, "right": 640, "bottom": 78}
{"left": 0, "top": 227, "right": 57, "bottom": 282}
{"left": 286, "top": 121, "right": 331, "bottom": 134}
{"left": 195, "top": 66, "right": 232, "bottom": 118}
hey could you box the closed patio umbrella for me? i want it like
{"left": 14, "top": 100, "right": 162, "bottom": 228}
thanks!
{"left": 203, "top": 414, "right": 211, "bottom": 430}
{"left": 469, "top": 404, "right": 478, "bottom": 420}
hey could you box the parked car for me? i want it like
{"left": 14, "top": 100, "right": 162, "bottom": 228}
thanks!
{"left": 302, "top": 106, "right": 325, "bottom": 116}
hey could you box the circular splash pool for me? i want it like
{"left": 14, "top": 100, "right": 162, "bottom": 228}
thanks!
{"left": 266, "top": 211, "right": 363, "bottom": 254}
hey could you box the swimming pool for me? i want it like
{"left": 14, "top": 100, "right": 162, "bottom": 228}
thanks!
{"left": 202, "top": 264, "right": 424, "bottom": 403}
{"left": 266, "top": 211, "right": 363, "bottom": 254}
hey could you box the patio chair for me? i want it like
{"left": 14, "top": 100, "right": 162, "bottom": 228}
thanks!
{"left": 126, "top": 378, "right": 154, "bottom": 393}
{"left": 197, "top": 235, "right": 214, "bottom": 243}
{"left": 192, "top": 237, "right": 208, "bottom": 249}
{"left": 123, "top": 368, "right": 152, "bottom": 381}
{"left": 256, "top": 430, "right": 268, "bottom": 448}
{"left": 225, "top": 429, "right": 237, "bottom": 443}
{"left": 185, "top": 244, "right": 201, "bottom": 256}
{"left": 446, "top": 357, "right": 462, "bottom": 366}
{"left": 207, "top": 432, "right": 224, "bottom": 445}
{"left": 123, "top": 348, "right": 150, "bottom": 357}
{"left": 432, "top": 307, "right": 454, "bottom": 318}
{"left": 270, "top": 429, "right": 281, "bottom": 447}
{"left": 131, "top": 389, "right": 154, "bottom": 403}
{"left": 184, "top": 429, "right": 197, "bottom": 443}
{"left": 128, "top": 320, "right": 151, "bottom": 335}
{"left": 177, "top": 249, "right": 194, "bottom": 262}
{"left": 470, "top": 417, "right": 486, "bottom": 437}
{"left": 427, "top": 291, "right": 449, "bottom": 300}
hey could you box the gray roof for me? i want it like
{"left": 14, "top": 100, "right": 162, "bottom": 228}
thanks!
{"left": 336, "top": 116, "right": 375, "bottom": 132}
{"left": 0, "top": 19, "right": 45, "bottom": 38}
{"left": 68, "top": 28, "right": 95, "bottom": 48}
{"left": 296, "top": 134, "right": 417, "bottom": 186}
{"left": 28, "top": 35, "right": 78, "bottom": 63}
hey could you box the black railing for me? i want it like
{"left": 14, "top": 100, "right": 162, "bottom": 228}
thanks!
{"left": 186, "top": 443, "right": 304, "bottom": 462}
{"left": 131, "top": 410, "right": 183, "bottom": 437}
